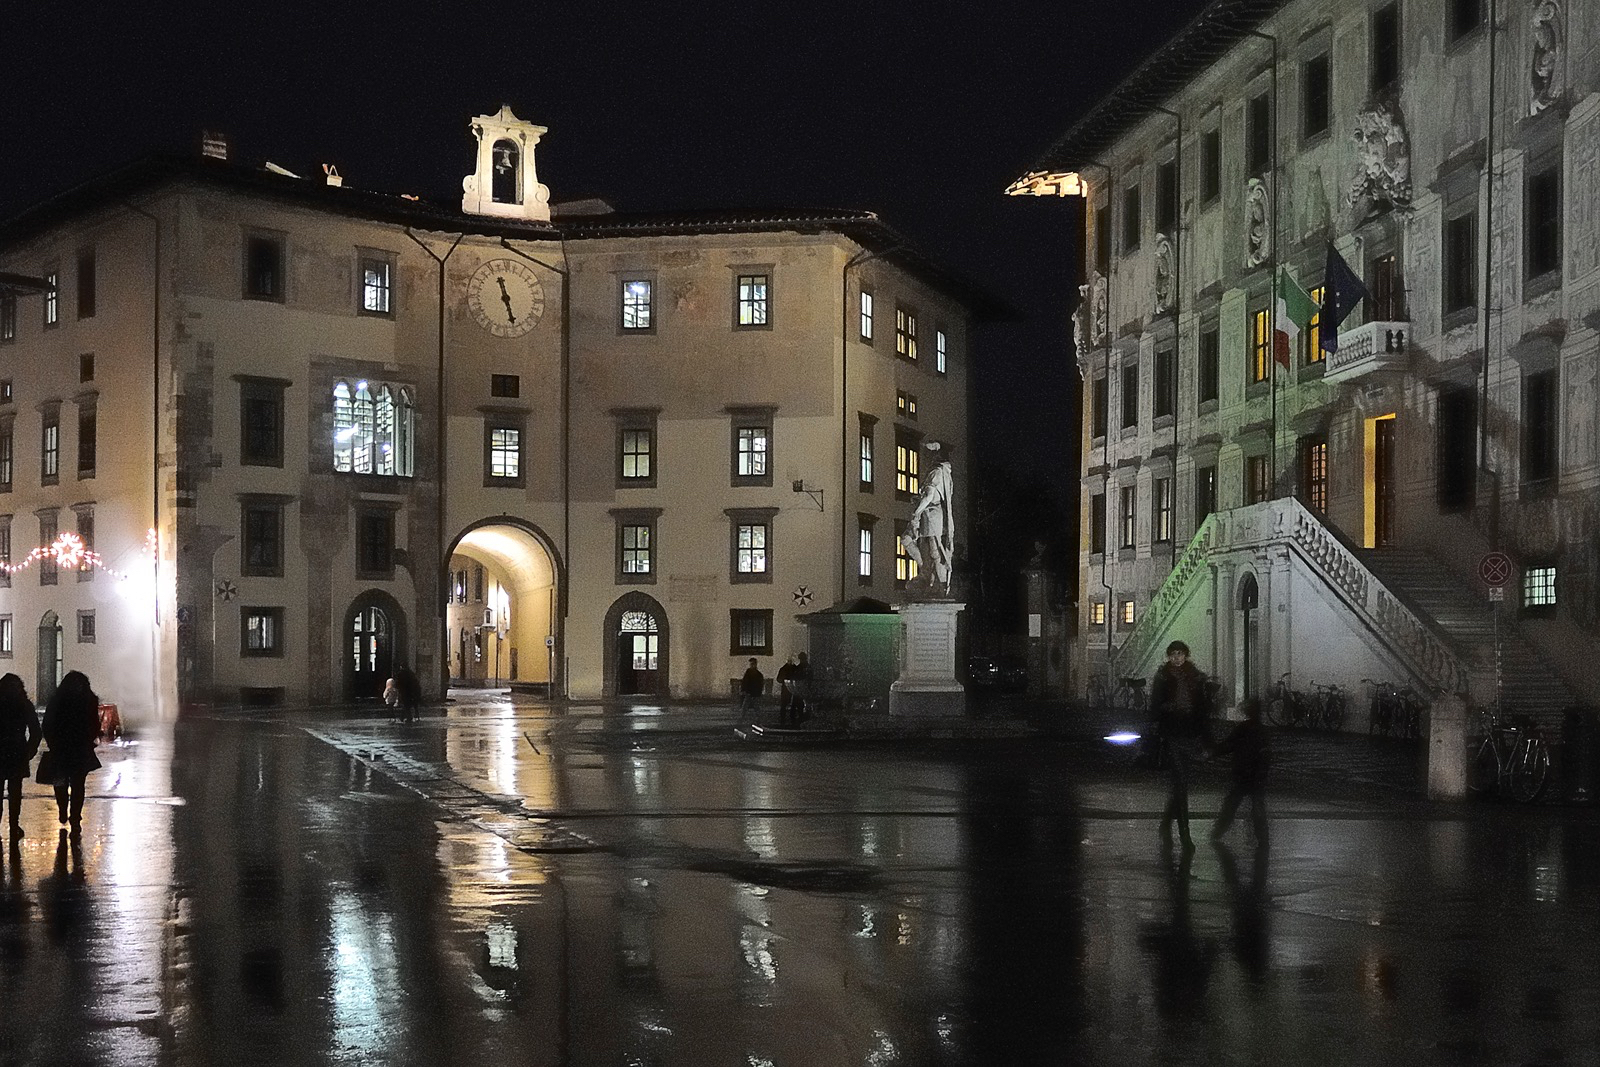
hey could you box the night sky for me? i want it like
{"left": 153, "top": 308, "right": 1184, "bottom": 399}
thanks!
{"left": 1, "top": 1, "right": 1207, "bottom": 499}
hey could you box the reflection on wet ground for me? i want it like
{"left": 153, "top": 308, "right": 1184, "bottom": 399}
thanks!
{"left": 0, "top": 691, "right": 1598, "bottom": 1064}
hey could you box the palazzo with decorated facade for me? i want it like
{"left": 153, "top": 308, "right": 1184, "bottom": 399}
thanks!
{"left": 1012, "top": 0, "right": 1600, "bottom": 718}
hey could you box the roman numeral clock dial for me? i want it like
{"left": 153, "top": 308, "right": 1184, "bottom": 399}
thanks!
{"left": 467, "top": 258, "right": 545, "bottom": 338}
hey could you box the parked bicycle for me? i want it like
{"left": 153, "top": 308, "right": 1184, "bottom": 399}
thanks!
{"left": 1267, "top": 673, "right": 1311, "bottom": 730}
{"left": 1309, "top": 682, "right": 1350, "bottom": 732}
{"left": 1467, "top": 705, "right": 1551, "bottom": 803}
{"left": 1114, "top": 677, "right": 1149, "bottom": 715}
{"left": 1363, "top": 679, "right": 1427, "bottom": 741}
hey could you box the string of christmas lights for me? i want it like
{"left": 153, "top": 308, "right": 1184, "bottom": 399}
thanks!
{"left": 0, "top": 530, "right": 156, "bottom": 582}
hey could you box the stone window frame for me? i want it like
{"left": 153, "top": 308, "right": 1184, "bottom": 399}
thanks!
{"left": 356, "top": 502, "right": 399, "bottom": 581}
{"left": 1089, "top": 491, "right": 1107, "bottom": 556}
{"left": 490, "top": 374, "right": 520, "bottom": 399}
{"left": 858, "top": 413, "right": 877, "bottom": 492}
{"left": 728, "top": 405, "right": 776, "bottom": 488}
{"left": 243, "top": 229, "right": 287, "bottom": 303}
{"left": 1446, "top": 0, "right": 1485, "bottom": 46}
{"left": 1520, "top": 559, "right": 1557, "bottom": 617}
{"left": 76, "top": 246, "right": 96, "bottom": 320}
{"left": 1121, "top": 178, "right": 1142, "bottom": 253}
{"left": 613, "top": 407, "right": 659, "bottom": 489}
{"left": 1199, "top": 126, "right": 1222, "bottom": 205}
{"left": 1151, "top": 475, "right": 1174, "bottom": 544}
{"left": 935, "top": 327, "right": 948, "bottom": 376}
{"left": 1195, "top": 464, "right": 1218, "bottom": 526}
{"left": 42, "top": 267, "right": 59, "bottom": 329}
{"left": 239, "top": 494, "right": 291, "bottom": 578}
{"left": 1248, "top": 305, "right": 1272, "bottom": 386}
{"left": 1153, "top": 347, "right": 1177, "bottom": 421}
{"left": 1244, "top": 452, "right": 1272, "bottom": 504}
{"left": 1370, "top": 3, "right": 1401, "bottom": 94}
{"left": 240, "top": 606, "right": 285, "bottom": 658}
{"left": 1090, "top": 373, "right": 1109, "bottom": 439}
{"left": 480, "top": 406, "right": 529, "bottom": 488}
{"left": 79, "top": 353, "right": 95, "bottom": 384}
{"left": 611, "top": 507, "right": 662, "bottom": 585}
{"left": 1300, "top": 48, "right": 1333, "bottom": 144}
{"left": 1197, "top": 322, "right": 1220, "bottom": 406}
{"left": 1299, "top": 435, "right": 1329, "bottom": 513}
{"left": 894, "top": 426, "right": 923, "bottom": 501}
{"left": 0, "top": 614, "right": 10, "bottom": 656}
{"left": 1524, "top": 155, "right": 1563, "bottom": 286}
{"left": 0, "top": 419, "right": 15, "bottom": 493}
{"left": 75, "top": 391, "right": 97, "bottom": 479}
{"left": 76, "top": 609, "right": 95, "bottom": 644}
{"left": 727, "top": 506, "right": 778, "bottom": 585}
{"left": 1246, "top": 90, "right": 1272, "bottom": 178}
{"left": 1155, "top": 156, "right": 1179, "bottom": 235}
{"left": 858, "top": 513, "right": 876, "bottom": 585}
{"left": 859, "top": 288, "right": 875, "bottom": 343}
{"left": 36, "top": 507, "right": 58, "bottom": 586}
{"left": 732, "top": 266, "right": 773, "bottom": 330}
{"left": 896, "top": 390, "right": 918, "bottom": 420}
{"left": 39, "top": 401, "right": 60, "bottom": 486}
{"left": 238, "top": 375, "right": 289, "bottom": 468}
{"left": 358, "top": 248, "right": 396, "bottom": 317}
{"left": 895, "top": 304, "right": 919, "bottom": 362}
{"left": 1120, "top": 360, "right": 1140, "bottom": 429}
{"left": 618, "top": 272, "right": 657, "bottom": 333}
{"left": 1118, "top": 483, "right": 1137, "bottom": 550}
{"left": 1442, "top": 198, "right": 1480, "bottom": 327}
{"left": 71, "top": 502, "right": 94, "bottom": 584}
{"left": 1520, "top": 367, "right": 1559, "bottom": 497}
{"left": 729, "top": 608, "right": 774, "bottom": 656}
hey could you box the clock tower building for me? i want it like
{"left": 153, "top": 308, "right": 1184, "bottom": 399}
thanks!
{"left": 461, "top": 105, "right": 552, "bottom": 222}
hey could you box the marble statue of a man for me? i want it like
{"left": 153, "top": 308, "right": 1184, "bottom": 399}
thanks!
{"left": 901, "top": 452, "right": 955, "bottom": 595}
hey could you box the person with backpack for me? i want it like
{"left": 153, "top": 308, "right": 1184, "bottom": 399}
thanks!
{"left": 1149, "top": 640, "right": 1215, "bottom": 850}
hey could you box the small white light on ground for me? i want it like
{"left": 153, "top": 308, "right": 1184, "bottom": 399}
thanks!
{"left": 1104, "top": 732, "right": 1142, "bottom": 745}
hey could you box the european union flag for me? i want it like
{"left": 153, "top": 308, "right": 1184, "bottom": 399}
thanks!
{"left": 1320, "top": 243, "right": 1371, "bottom": 354}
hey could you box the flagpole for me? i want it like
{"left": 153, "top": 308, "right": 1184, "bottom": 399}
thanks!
{"left": 1248, "top": 28, "right": 1281, "bottom": 497}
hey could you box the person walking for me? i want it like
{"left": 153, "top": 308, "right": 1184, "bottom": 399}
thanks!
{"left": 0, "top": 674, "right": 40, "bottom": 841}
{"left": 775, "top": 656, "right": 798, "bottom": 723}
{"left": 1149, "top": 640, "right": 1214, "bottom": 850}
{"left": 37, "top": 671, "right": 102, "bottom": 838}
{"left": 739, "top": 658, "right": 764, "bottom": 718}
{"left": 1210, "top": 697, "right": 1270, "bottom": 848}
{"left": 394, "top": 664, "right": 422, "bottom": 723}
{"left": 791, "top": 652, "right": 811, "bottom": 724}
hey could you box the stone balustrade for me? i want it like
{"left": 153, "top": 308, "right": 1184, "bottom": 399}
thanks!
{"left": 1322, "top": 320, "right": 1409, "bottom": 383}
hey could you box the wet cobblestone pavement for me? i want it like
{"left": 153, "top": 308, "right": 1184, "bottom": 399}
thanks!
{"left": 3, "top": 691, "right": 1599, "bottom": 1065}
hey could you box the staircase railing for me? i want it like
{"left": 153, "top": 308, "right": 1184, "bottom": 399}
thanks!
{"left": 1112, "top": 498, "right": 1470, "bottom": 696}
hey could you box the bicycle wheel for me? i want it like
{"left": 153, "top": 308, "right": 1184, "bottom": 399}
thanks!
{"left": 1325, "top": 692, "right": 1349, "bottom": 732}
{"left": 1509, "top": 737, "right": 1551, "bottom": 803}
{"left": 1467, "top": 737, "right": 1500, "bottom": 795}
{"left": 1267, "top": 694, "right": 1289, "bottom": 727}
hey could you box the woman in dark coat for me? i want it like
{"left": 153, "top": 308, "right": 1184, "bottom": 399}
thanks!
{"left": 0, "top": 674, "right": 40, "bottom": 840}
{"left": 39, "top": 671, "right": 101, "bottom": 836}
{"left": 1149, "top": 640, "right": 1215, "bottom": 849}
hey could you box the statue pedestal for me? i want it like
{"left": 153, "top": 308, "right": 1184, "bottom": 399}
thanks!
{"left": 889, "top": 601, "right": 966, "bottom": 718}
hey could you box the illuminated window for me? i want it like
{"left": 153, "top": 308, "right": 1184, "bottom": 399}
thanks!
{"left": 241, "top": 607, "right": 283, "bottom": 656}
{"left": 0, "top": 296, "right": 14, "bottom": 342}
{"left": 895, "top": 520, "right": 918, "bottom": 587}
{"left": 737, "top": 427, "right": 768, "bottom": 478}
{"left": 858, "top": 519, "right": 874, "bottom": 582}
{"left": 735, "top": 523, "right": 769, "bottom": 576}
{"left": 1120, "top": 600, "right": 1136, "bottom": 628}
{"left": 736, "top": 273, "right": 770, "bottom": 327}
{"left": 860, "top": 290, "right": 874, "bottom": 341}
{"left": 896, "top": 390, "right": 918, "bottom": 420}
{"left": 1153, "top": 477, "right": 1173, "bottom": 543}
{"left": 1522, "top": 565, "right": 1556, "bottom": 609}
{"left": 613, "top": 510, "right": 661, "bottom": 584}
{"left": 621, "top": 278, "right": 653, "bottom": 330}
{"left": 487, "top": 425, "right": 521, "bottom": 482}
{"left": 1089, "top": 601, "right": 1106, "bottom": 626}
{"left": 1304, "top": 287, "right": 1325, "bottom": 363}
{"left": 1250, "top": 307, "right": 1271, "bottom": 383}
{"left": 244, "top": 236, "right": 283, "bottom": 300}
{"left": 936, "top": 330, "right": 948, "bottom": 375}
{"left": 361, "top": 255, "right": 392, "bottom": 315}
{"left": 1119, "top": 485, "right": 1136, "bottom": 548}
{"left": 1300, "top": 436, "right": 1328, "bottom": 512}
{"left": 41, "top": 409, "right": 59, "bottom": 482}
{"left": 0, "top": 615, "right": 10, "bottom": 655}
{"left": 895, "top": 431, "right": 920, "bottom": 498}
{"left": 0, "top": 521, "right": 9, "bottom": 589}
{"left": 859, "top": 414, "right": 875, "bottom": 490}
{"left": 896, "top": 306, "right": 918, "bottom": 361}
{"left": 730, "top": 609, "right": 773, "bottom": 656}
{"left": 332, "top": 380, "right": 412, "bottom": 476}
{"left": 0, "top": 421, "right": 11, "bottom": 489}
{"left": 621, "top": 428, "right": 652, "bottom": 481}
{"left": 43, "top": 272, "right": 58, "bottom": 327}
{"left": 1246, "top": 454, "right": 1272, "bottom": 504}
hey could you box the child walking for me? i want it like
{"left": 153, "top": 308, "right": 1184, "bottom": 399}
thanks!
{"left": 1211, "top": 697, "right": 1270, "bottom": 848}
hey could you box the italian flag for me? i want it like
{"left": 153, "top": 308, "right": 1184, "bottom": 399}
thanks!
{"left": 1274, "top": 268, "right": 1317, "bottom": 368}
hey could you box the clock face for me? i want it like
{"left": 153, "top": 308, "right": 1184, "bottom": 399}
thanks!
{"left": 467, "top": 258, "right": 545, "bottom": 338}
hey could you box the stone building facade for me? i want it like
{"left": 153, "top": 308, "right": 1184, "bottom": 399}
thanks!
{"left": 1013, "top": 0, "right": 1600, "bottom": 717}
{"left": 0, "top": 108, "right": 984, "bottom": 716}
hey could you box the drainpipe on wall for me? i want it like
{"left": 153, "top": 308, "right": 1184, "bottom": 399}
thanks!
{"left": 404, "top": 229, "right": 465, "bottom": 697}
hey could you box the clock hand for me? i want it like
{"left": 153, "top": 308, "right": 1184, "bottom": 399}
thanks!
{"left": 496, "top": 277, "right": 517, "bottom": 324}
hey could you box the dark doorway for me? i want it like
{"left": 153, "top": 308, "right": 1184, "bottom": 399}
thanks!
{"left": 603, "top": 592, "right": 670, "bottom": 698}
{"left": 346, "top": 593, "right": 407, "bottom": 702}
{"left": 1437, "top": 387, "right": 1477, "bottom": 512}
{"left": 36, "top": 611, "right": 62, "bottom": 705}
{"left": 1238, "top": 574, "right": 1259, "bottom": 702}
{"left": 1375, "top": 417, "right": 1398, "bottom": 546}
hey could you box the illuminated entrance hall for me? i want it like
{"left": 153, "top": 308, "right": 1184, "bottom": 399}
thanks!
{"left": 445, "top": 522, "right": 560, "bottom": 693}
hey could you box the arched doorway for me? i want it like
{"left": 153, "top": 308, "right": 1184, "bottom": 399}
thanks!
{"left": 445, "top": 520, "right": 562, "bottom": 695}
{"left": 36, "top": 611, "right": 63, "bottom": 704}
{"left": 1238, "top": 573, "right": 1260, "bottom": 702}
{"left": 603, "top": 592, "right": 670, "bottom": 698}
{"left": 346, "top": 591, "right": 408, "bottom": 701}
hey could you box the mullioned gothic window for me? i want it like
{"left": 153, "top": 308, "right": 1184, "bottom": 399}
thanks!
{"left": 332, "top": 380, "right": 414, "bottom": 476}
